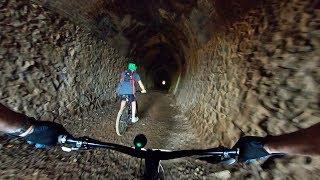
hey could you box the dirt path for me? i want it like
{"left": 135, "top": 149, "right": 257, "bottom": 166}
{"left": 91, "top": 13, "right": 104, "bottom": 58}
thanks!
{"left": 85, "top": 90, "right": 200, "bottom": 149}
{"left": 1, "top": 91, "right": 209, "bottom": 179}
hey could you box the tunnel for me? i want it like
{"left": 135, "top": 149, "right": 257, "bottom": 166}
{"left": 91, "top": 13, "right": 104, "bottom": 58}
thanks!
{"left": 129, "top": 28, "right": 184, "bottom": 92}
{"left": 1, "top": 0, "right": 320, "bottom": 179}
{"left": 123, "top": 11, "right": 188, "bottom": 93}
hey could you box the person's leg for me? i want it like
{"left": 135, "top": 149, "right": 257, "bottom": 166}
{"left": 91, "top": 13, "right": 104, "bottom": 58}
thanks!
{"left": 116, "top": 99, "right": 127, "bottom": 136}
{"left": 117, "top": 100, "right": 126, "bottom": 119}
{"left": 131, "top": 95, "right": 138, "bottom": 123}
{"left": 131, "top": 101, "right": 137, "bottom": 122}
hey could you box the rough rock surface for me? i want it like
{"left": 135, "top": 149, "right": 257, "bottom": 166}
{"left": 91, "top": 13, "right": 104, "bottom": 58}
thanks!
{"left": 1, "top": 92, "right": 205, "bottom": 179}
{"left": 1, "top": 0, "right": 320, "bottom": 179}
{"left": 176, "top": 0, "right": 320, "bottom": 178}
{"left": 0, "top": 0, "right": 126, "bottom": 123}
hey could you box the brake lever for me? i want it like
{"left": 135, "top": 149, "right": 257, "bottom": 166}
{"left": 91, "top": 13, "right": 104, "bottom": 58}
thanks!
{"left": 58, "top": 135, "right": 89, "bottom": 152}
{"left": 59, "top": 135, "right": 109, "bottom": 152}
{"left": 197, "top": 147, "right": 239, "bottom": 165}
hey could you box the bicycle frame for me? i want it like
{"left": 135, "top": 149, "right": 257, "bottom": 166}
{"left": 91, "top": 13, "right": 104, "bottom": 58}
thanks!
{"left": 58, "top": 135, "right": 239, "bottom": 179}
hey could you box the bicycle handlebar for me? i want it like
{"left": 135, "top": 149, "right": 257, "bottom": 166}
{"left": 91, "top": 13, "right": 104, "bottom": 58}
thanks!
{"left": 58, "top": 135, "right": 239, "bottom": 161}
{"left": 59, "top": 135, "right": 240, "bottom": 179}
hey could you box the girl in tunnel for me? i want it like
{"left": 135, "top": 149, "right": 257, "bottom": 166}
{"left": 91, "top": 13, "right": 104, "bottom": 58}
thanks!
{"left": 116, "top": 62, "right": 147, "bottom": 134}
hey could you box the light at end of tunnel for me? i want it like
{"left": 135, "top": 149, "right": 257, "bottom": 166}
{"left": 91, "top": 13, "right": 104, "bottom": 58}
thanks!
{"left": 162, "top": 80, "right": 166, "bottom": 85}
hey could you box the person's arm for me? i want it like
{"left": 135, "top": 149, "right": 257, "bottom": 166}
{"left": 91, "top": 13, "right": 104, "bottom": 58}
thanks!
{"left": 134, "top": 73, "right": 146, "bottom": 93}
{"left": 264, "top": 123, "right": 320, "bottom": 155}
{"left": 233, "top": 122, "right": 320, "bottom": 162}
{"left": 0, "top": 103, "right": 34, "bottom": 136}
{"left": 138, "top": 80, "right": 146, "bottom": 93}
{"left": 0, "top": 103, "right": 70, "bottom": 147}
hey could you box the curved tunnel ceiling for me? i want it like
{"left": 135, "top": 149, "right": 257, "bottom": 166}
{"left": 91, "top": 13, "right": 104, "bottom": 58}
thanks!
{"left": 37, "top": 0, "right": 262, "bottom": 92}
{"left": 37, "top": 0, "right": 198, "bottom": 91}
{"left": 110, "top": 1, "right": 195, "bottom": 91}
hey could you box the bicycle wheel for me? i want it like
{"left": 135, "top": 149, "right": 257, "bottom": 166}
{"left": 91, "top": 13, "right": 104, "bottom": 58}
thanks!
{"left": 116, "top": 106, "right": 129, "bottom": 136}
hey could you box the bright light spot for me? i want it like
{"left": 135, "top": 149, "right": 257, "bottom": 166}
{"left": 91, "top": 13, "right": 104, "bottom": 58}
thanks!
{"left": 162, "top": 80, "right": 166, "bottom": 85}
{"left": 135, "top": 142, "right": 142, "bottom": 148}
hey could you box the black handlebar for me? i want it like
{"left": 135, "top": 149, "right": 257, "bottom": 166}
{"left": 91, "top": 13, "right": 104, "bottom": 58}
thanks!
{"left": 59, "top": 135, "right": 239, "bottom": 179}
{"left": 58, "top": 135, "right": 239, "bottom": 160}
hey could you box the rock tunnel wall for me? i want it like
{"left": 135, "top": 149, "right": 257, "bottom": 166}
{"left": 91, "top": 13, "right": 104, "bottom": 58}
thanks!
{"left": 177, "top": 0, "right": 320, "bottom": 147}
{"left": 239, "top": 1, "right": 320, "bottom": 135}
{"left": 175, "top": 0, "right": 264, "bottom": 146}
{"left": 1, "top": 0, "right": 320, "bottom": 178}
{"left": 0, "top": 0, "right": 126, "bottom": 123}
{"left": 1, "top": 0, "right": 318, "bottom": 143}
{"left": 174, "top": 1, "right": 320, "bottom": 177}
{"left": 175, "top": 0, "right": 320, "bottom": 176}
{"left": 177, "top": 36, "right": 247, "bottom": 146}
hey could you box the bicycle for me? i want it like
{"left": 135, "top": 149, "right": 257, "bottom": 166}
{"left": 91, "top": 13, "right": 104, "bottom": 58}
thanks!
{"left": 58, "top": 134, "right": 239, "bottom": 179}
{"left": 116, "top": 92, "right": 141, "bottom": 136}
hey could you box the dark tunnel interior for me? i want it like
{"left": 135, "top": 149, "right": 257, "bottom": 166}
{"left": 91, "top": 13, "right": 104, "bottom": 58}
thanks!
{"left": 127, "top": 25, "right": 186, "bottom": 92}
{"left": 35, "top": 0, "right": 196, "bottom": 93}
{"left": 89, "top": 0, "right": 195, "bottom": 93}
{"left": 152, "top": 68, "right": 171, "bottom": 91}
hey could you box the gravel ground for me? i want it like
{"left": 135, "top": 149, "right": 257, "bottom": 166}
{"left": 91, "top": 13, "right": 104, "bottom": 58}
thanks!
{"left": 1, "top": 91, "right": 320, "bottom": 179}
{"left": 1, "top": 91, "right": 222, "bottom": 179}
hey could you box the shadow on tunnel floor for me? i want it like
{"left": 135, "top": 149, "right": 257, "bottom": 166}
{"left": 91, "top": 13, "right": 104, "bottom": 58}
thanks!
{"left": 136, "top": 90, "right": 162, "bottom": 119}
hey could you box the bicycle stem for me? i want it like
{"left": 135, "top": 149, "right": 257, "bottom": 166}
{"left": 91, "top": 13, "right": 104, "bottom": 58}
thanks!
{"left": 141, "top": 150, "right": 160, "bottom": 180}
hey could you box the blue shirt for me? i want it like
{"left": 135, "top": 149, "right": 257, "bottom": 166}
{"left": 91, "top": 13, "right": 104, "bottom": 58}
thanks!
{"left": 117, "top": 71, "right": 141, "bottom": 95}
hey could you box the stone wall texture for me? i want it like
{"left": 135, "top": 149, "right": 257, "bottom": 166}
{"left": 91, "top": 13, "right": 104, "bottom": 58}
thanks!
{"left": 176, "top": 0, "right": 320, "bottom": 178}
{"left": 1, "top": 0, "right": 320, "bottom": 179}
{"left": 0, "top": 0, "right": 126, "bottom": 123}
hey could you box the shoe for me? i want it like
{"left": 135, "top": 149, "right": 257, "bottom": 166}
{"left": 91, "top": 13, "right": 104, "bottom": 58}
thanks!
{"left": 132, "top": 116, "right": 139, "bottom": 123}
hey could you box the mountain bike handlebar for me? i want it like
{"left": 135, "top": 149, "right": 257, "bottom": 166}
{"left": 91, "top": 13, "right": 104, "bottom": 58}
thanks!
{"left": 59, "top": 135, "right": 239, "bottom": 160}
{"left": 58, "top": 135, "right": 239, "bottom": 179}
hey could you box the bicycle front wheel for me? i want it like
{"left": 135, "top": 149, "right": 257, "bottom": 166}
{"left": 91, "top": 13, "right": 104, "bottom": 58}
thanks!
{"left": 116, "top": 106, "right": 129, "bottom": 136}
